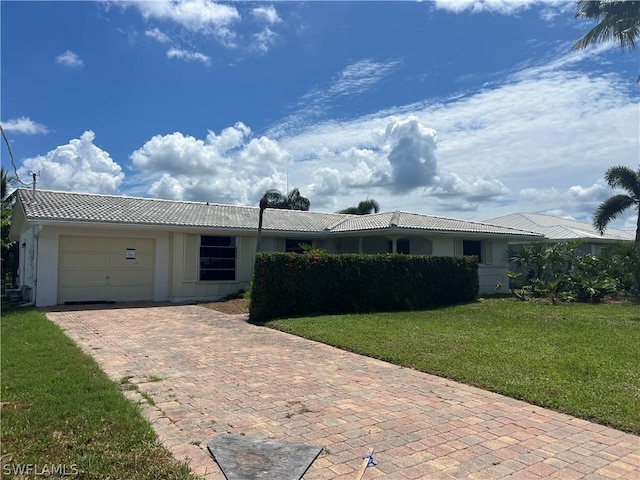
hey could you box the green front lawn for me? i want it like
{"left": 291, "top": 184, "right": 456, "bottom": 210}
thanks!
{"left": 269, "top": 298, "right": 640, "bottom": 434}
{"left": 1, "top": 307, "right": 198, "bottom": 480}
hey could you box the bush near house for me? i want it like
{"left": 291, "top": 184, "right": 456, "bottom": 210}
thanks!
{"left": 508, "top": 241, "right": 640, "bottom": 303}
{"left": 249, "top": 252, "right": 478, "bottom": 323}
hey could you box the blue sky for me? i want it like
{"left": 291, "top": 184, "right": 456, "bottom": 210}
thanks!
{"left": 2, "top": 1, "right": 639, "bottom": 228}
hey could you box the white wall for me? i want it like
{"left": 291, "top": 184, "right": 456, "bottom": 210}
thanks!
{"left": 432, "top": 237, "right": 455, "bottom": 256}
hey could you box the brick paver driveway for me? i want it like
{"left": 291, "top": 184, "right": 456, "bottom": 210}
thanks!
{"left": 46, "top": 304, "right": 639, "bottom": 479}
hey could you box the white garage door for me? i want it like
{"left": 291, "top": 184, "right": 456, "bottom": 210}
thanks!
{"left": 58, "top": 236, "right": 154, "bottom": 304}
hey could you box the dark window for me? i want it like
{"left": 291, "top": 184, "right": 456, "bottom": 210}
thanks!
{"left": 388, "top": 239, "right": 411, "bottom": 254}
{"left": 200, "top": 236, "right": 236, "bottom": 281}
{"left": 285, "top": 239, "right": 310, "bottom": 253}
{"left": 463, "top": 240, "right": 483, "bottom": 263}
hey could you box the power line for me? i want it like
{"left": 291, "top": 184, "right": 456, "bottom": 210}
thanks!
{"left": 0, "top": 123, "right": 28, "bottom": 186}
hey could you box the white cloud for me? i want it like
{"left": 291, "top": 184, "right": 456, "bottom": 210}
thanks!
{"left": 130, "top": 124, "right": 289, "bottom": 204}
{"left": 433, "top": 0, "right": 565, "bottom": 15}
{"left": 518, "top": 178, "right": 627, "bottom": 224}
{"left": 428, "top": 173, "right": 510, "bottom": 209}
{"left": 121, "top": 0, "right": 239, "bottom": 45}
{"left": 269, "top": 58, "right": 403, "bottom": 137}
{"left": 55, "top": 50, "right": 83, "bottom": 67}
{"left": 206, "top": 122, "right": 251, "bottom": 152}
{"left": 17, "top": 131, "right": 123, "bottom": 194}
{"left": 252, "top": 5, "right": 281, "bottom": 24}
{"left": 145, "top": 27, "right": 170, "bottom": 43}
{"left": 252, "top": 27, "right": 278, "bottom": 54}
{"left": 167, "top": 48, "right": 211, "bottom": 64}
{"left": 124, "top": 0, "right": 239, "bottom": 32}
{"left": 330, "top": 59, "right": 402, "bottom": 97}
{"left": 307, "top": 167, "right": 342, "bottom": 197}
{"left": 384, "top": 116, "right": 438, "bottom": 193}
{"left": 1, "top": 117, "right": 49, "bottom": 135}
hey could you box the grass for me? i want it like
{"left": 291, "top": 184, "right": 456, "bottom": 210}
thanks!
{"left": 269, "top": 298, "right": 640, "bottom": 434}
{"left": 1, "top": 307, "right": 198, "bottom": 480}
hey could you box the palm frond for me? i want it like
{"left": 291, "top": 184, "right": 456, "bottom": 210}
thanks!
{"left": 604, "top": 165, "right": 640, "bottom": 199}
{"left": 573, "top": 0, "right": 640, "bottom": 51}
{"left": 358, "top": 199, "right": 380, "bottom": 214}
{"left": 593, "top": 194, "right": 635, "bottom": 234}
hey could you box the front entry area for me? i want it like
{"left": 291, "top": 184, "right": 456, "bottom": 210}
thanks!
{"left": 58, "top": 236, "right": 154, "bottom": 304}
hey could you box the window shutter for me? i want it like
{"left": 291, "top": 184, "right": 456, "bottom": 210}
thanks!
{"left": 454, "top": 239, "right": 463, "bottom": 256}
{"left": 484, "top": 240, "right": 493, "bottom": 265}
{"left": 184, "top": 234, "right": 198, "bottom": 281}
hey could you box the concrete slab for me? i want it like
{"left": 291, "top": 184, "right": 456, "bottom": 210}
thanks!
{"left": 207, "top": 433, "right": 321, "bottom": 480}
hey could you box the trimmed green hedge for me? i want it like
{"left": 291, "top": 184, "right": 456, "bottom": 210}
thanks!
{"left": 249, "top": 253, "right": 479, "bottom": 323}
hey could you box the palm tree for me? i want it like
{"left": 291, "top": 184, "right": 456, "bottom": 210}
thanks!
{"left": 1, "top": 166, "right": 11, "bottom": 202}
{"left": 573, "top": 0, "right": 640, "bottom": 51}
{"left": 593, "top": 165, "right": 640, "bottom": 243}
{"left": 256, "top": 188, "right": 310, "bottom": 252}
{"left": 338, "top": 199, "right": 380, "bottom": 215}
{"left": 1, "top": 167, "right": 17, "bottom": 286}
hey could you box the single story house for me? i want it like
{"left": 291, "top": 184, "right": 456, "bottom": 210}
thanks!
{"left": 484, "top": 212, "right": 635, "bottom": 256}
{"left": 9, "top": 189, "right": 542, "bottom": 306}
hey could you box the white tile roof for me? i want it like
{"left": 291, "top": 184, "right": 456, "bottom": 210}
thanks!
{"left": 15, "top": 189, "right": 541, "bottom": 238}
{"left": 484, "top": 212, "right": 635, "bottom": 242}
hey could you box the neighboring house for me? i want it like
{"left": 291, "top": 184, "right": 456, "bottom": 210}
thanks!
{"left": 9, "top": 189, "right": 541, "bottom": 306}
{"left": 484, "top": 213, "right": 635, "bottom": 256}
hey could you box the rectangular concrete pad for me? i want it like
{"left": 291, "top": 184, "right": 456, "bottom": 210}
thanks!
{"left": 207, "top": 433, "right": 322, "bottom": 480}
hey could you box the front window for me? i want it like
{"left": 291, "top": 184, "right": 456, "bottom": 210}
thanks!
{"left": 463, "top": 240, "right": 483, "bottom": 263}
{"left": 200, "top": 236, "right": 236, "bottom": 281}
{"left": 388, "top": 238, "right": 411, "bottom": 254}
{"left": 285, "top": 239, "right": 310, "bottom": 253}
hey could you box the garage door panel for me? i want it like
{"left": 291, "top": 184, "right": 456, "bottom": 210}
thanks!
{"left": 59, "top": 253, "right": 108, "bottom": 270}
{"left": 109, "top": 238, "right": 152, "bottom": 250}
{"left": 60, "top": 236, "right": 108, "bottom": 252}
{"left": 59, "top": 286, "right": 108, "bottom": 303}
{"left": 108, "top": 285, "right": 153, "bottom": 302}
{"left": 60, "top": 270, "right": 108, "bottom": 286}
{"left": 108, "top": 270, "right": 153, "bottom": 286}
{"left": 108, "top": 253, "right": 154, "bottom": 269}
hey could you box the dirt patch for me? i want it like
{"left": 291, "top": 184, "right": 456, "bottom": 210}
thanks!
{"left": 199, "top": 298, "right": 250, "bottom": 315}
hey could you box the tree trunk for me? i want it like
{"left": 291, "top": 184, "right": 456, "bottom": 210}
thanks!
{"left": 636, "top": 211, "right": 640, "bottom": 243}
{"left": 257, "top": 207, "right": 264, "bottom": 253}
{"left": 256, "top": 197, "right": 269, "bottom": 253}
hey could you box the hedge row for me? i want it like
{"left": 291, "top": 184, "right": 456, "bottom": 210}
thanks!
{"left": 249, "top": 253, "right": 479, "bottom": 323}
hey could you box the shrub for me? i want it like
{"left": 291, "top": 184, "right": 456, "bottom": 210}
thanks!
{"left": 508, "top": 241, "right": 633, "bottom": 303}
{"left": 249, "top": 253, "right": 478, "bottom": 323}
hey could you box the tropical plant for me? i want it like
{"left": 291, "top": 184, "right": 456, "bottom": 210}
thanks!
{"left": 593, "top": 165, "right": 640, "bottom": 243}
{"left": 508, "top": 242, "right": 550, "bottom": 296}
{"left": 507, "top": 241, "right": 620, "bottom": 303}
{"left": 256, "top": 188, "right": 310, "bottom": 252}
{"left": 601, "top": 241, "right": 640, "bottom": 297}
{"left": 573, "top": 255, "right": 618, "bottom": 303}
{"left": 338, "top": 199, "right": 380, "bottom": 215}
{"left": 1, "top": 166, "right": 16, "bottom": 285}
{"left": 573, "top": 0, "right": 640, "bottom": 51}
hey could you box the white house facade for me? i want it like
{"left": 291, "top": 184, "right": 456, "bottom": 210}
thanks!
{"left": 9, "top": 189, "right": 542, "bottom": 306}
